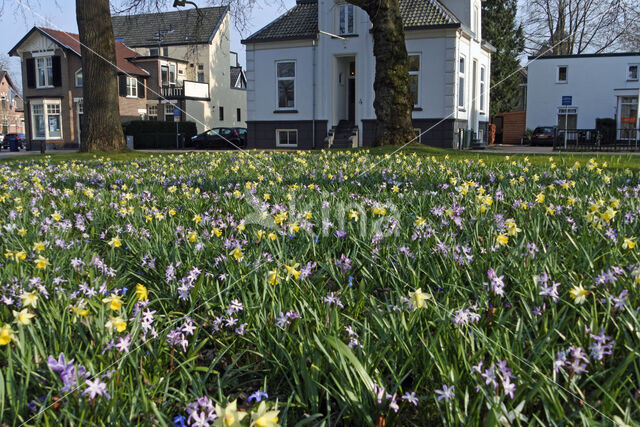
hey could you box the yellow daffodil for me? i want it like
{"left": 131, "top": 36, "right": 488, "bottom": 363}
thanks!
{"left": 102, "top": 294, "right": 123, "bottom": 311}
{"left": 135, "top": 284, "right": 148, "bottom": 301}
{"left": 106, "top": 316, "right": 127, "bottom": 333}
{"left": 267, "top": 233, "right": 277, "bottom": 241}
{"left": 569, "top": 285, "right": 589, "bottom": 304}
{"left": 34, "top": 255, "right": 50, "bottom": 269}
{"left": 33, "top": 242, "right": 45, "bottom": 252}
{"left": 251, "top": 401, "right": 281, "bottom": 427}
{"left": 284, "top": 263, "right": 301, "bottom": 280}
{"left": 496, "top": 234, "right": 509, "bottom": 246}
{"left": 268, "top": 269, "right": 280, "bottom": 285}
{"left": 13, "top": 309, "right": 35, "bottom": 326}
{"left": 193, "top": 214, "right": 202, "bottom": 224}
{"left": 212, "top": 227, "right": 222, "bottom": 237}
{"left": 231, "top": 247, "right": 243, "bottom": 260}
{"left": 187, "top": 231, "right": 198, "bottom": 243}
{"left": 415, "top": 216, "right": 426, "bottom": 227}
{"left": 214, "top": 400, "right": 247, "bottom": 427}
{"left": 107, "top": 236, "right": 122, "bottom": 248}
{"left": 535, "top": 193, "right": 545, "bottom": 204}
{"left": 21, "top": 292, "right": 38, "bottom": 308}
{"left": 349, "top": 210, "right": 360, "bottom": 221}
{"left": 72, "top": 306, "right": 89, "bottom": 317}
{"left": 623, "top": 238, "right": 636, "bottom": 250}
{"left": 410, "top": 288, "right": 430, "bottom": 309}
{"left": 0, "top": 324, "right": 16, "bottom": 345}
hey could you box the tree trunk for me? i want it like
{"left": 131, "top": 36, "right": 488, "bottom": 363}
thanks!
{"left": 76, "top": 0, "right": 126, "bottom": 152}
{"left": 351, "top": 0, "right": 414, "bottom": 146}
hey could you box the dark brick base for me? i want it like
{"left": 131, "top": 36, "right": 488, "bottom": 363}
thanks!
{"left": 362, "top": 118, "right": 468, "bottom": 148}
{"left": 247, "top": 120, "right": 328, "bottom": 149}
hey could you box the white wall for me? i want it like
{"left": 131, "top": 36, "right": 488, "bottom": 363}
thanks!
{"left": 526, "top": 54, "right": 640, "bottom": 130}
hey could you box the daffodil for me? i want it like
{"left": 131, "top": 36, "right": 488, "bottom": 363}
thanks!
{"left": 106, "top": 316, "right": 127, "bottom": 333}
{"left": 268, "top": 269, "right": 280, "bottom": 285}
{"left": 569, "top": 285, "right": 589, "bottom": 304}
{"left": 21, "top": 292, "right": 38, "bottom": 308}
{"left": 34, "top": 255, "right": 50, "bottom": 269}
{"left": 231, "top": 246, "right": 243, "bottom": 260}
{"left": 284, "top": 263, "right": 301, "bottom": 280}
{"left": 214, "top": 400, "right": 247, "bottom": 427}
{"left": 622, "top": 237, "right": 636, "bottom": 250}
{"left": 496, "top": 234, "right": 509, "bottom": 246}
{"left": 251, "top": 401, "right": 281, "bottom": 427}
{"left": 0, "top": 324, "right": 16, "bottom": 345}
{"left": 13, "top": 309, "right": 35, "bottom": 326}
{"left": 107, "top": 236, "right": 122, "bottom": 248}
{"left": 410, "top": 288, "right": 430, "bottom": 309}
{"left": 33, "top": 241, "right": 45, "bottom": 252}
{"left": 136, "top": 284, "right": 148, "bottom": 301}
{"left": 102, "top": 294, "right": 123, "bottom": 311}
{"left": 349, "top": 210, "right": 360, "bottom": 221}
{"left": 72, "top": 306, "right": 89, "bottom": 317}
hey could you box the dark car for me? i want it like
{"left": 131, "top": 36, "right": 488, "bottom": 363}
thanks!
{"left": 234, "top": 127, "right": 247, "bottom": 146}
{"left": 191, "top": 127, "right": 246, "bottom": 149}
{"left": 2, "top": 133, "right": 26, "bottom": 150}
{"left": 530, "top": 127, "right": 557, "bottom": 146}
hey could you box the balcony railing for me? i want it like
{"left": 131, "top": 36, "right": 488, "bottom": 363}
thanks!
{"left": 161, "top": 81, "right": 209, "bottom": 100}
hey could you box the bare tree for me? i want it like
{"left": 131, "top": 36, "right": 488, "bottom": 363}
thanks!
{"left": 524, "top": 0, "right": 636, "bottom": 55}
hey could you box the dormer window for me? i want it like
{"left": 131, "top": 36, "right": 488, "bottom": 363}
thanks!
{"left": 338, "top": 4, "right": 355, "bottom": 35}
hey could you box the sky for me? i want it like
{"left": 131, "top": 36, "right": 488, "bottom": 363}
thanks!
{"left": 0, "top": 0, "right": 296, "bottom": 86}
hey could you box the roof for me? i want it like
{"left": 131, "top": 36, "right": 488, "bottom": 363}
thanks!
{"left": 0, "top": 70, "right": 20, "bottom": 94}
{"left": 112, "top": 7, "right": 227, "bottom": 47}
{"left": 527, "top": 52, "right": 640, "bottom": 60}
{"left": 230, "top": 66, "right": 246, "bottom": 88}
{"left": 9, "top": 27, "right": 149, "bottom": 76}
{"left": 243, "top": 0, "right": 460, "bottom": 44}
{"left": 400, "top": 0, "right": 458, "bottom": 29}
{"left": 242, "top": 1, "right": 318, "bottom": 44}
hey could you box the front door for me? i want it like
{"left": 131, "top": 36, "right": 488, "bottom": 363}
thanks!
{"left": 348, "top": 78, "right": 355, "bottom": 123}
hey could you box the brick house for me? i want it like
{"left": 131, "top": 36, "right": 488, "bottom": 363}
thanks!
{"left": 9, "top": 27, "right": 152, "bottom": 149}
{"left": 0, "top": 70, "right": 24, "bottom": 136}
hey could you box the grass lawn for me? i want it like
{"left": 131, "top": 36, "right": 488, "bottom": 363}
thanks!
{"left": 0, "top": 148, "right": 638, "bottom": 425}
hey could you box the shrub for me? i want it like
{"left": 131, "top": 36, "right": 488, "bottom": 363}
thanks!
{"left": 122, "top": 120, "right": 198, "bottom": 149}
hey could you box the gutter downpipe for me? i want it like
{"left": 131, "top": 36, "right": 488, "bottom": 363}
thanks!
{"left": 312, "top": 38, "right": 317, "bottom": 149}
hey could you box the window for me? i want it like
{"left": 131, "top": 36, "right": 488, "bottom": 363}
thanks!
{"left": 30, "top": 100, "right": 62, "bottom": 139}
{"left": 149, "top": 48, "right": 159, "bottom": 56}
{"left": 237, "top": 108, "right": 241, "bottom": 122}
{"left": 162, "top": 47, "right": 169, "bottom": 57}
{"left": 148, "top": 105, "right": 158, "bottom": 121}
{"left": 619, "top": 96, "right": 638, "bottom": 139}
{"left": 169, "top": 64, "right": 176, "bottom": 85}
{"left": 338, "top": 4, "right": 355, "bottom": 35}
{"left": 219, "top": 106, "right": 224, "bottom": 121}
{"left": 77, "top": 101, "right": 83, "bottom": 115}
{"left": 36, "top": 57, "right": 53, "bottom": 88}
{"left": 557, "top": 107, "right": 577, "bottom": 130}
{"left": 197, "top": 64, "right": 205, "bottom": 82}
{"left": 473, "top": 5, "right": 479, "bottom": 36}
{"left": 126, "top": 76, "right": 138, "bottom": 97}
{"left": 165, "top": 104, "right": 175, "bottom": 122}
{"left": 557, "top": 66, "right": 568, "bottom": 83}
{"left": 276, "top": 129, "right": 298, "bottom": 147}
{"left": 413, "top": 128, "right": 421, "bottom": 143}
{"left": 458, "top": 56, "right": 465, "bottom": 109}
{"left": 161, "top": 65, "right": 169, "bottom": 85}
{"left": 75, "top": 69, "right": 83, "bottom": 87}
{"left": 408, "top": 54, "right": 420, "bottom": 107}
{"left": 276, "top": 61, "right": 295, "bottom": 109}
{"left": 628, "top": 65, "right": 639, "bottom": 81}
{"left": 480, "top": 65, "right": 486, "bottom": 112}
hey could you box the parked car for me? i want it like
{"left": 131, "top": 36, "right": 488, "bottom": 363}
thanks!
{"left": 1, "top": 133, "right": 25, "bottom": 150}
{"left": 191, "top": 127, "right": 246, "bottom": 149}
{"left": 0, "top": 133, "right": 4, "bottom": 143}
{"left": 530, "top": 126, "right": 557, "bottom": 146}
{"left": 234, "top": 127, "right": 247, "bottom": 146}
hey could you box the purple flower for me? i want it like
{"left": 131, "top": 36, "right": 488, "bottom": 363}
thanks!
{"left": 435, "top": 384, "right": 455, "bottom": 402}
{"left": 402, "top": 391, "right": 418, "bottom": 406}
{"left": 324, "top": 292, "right": 344, "bottom": 308}
{"left": 47, "top": 353, "right": 72, "bottom": 373}
{"left": 83, "top": 378, "right": 111, "bottom": 400}
{"left": 116, "top": 335, "right": 132, "bottom": 353}
{"left": 336, "top": 254, "right": 352, "bottom": 272}
{"left": 248, "top": 390, "right": 269, "bottom": 402}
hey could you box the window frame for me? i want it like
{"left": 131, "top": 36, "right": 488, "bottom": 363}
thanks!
{"left": 556, "top": 65, "right": 568, "bottom": 83}
{"left": 275, "top": 60, "right": 296, "bottom": 110}
{"left": 126, "top": 76, "right": 138, "bottom": 98}
{"left": 164, "top": 103, "right": 175, "bottom": 122}
{"left": 276, "top": 129, "right": 298, "bottom": 147}
{"left": 36, "top": 56, "right": 54, "bottom": 88}
{"left": 458, "top": 55, "right": 466, "bottom": 110}
{"left": 219, "top": 106, "right": 224, "bottom": 121}
{"left": 338, "top": 3, "right": 356, "bottom": 35}
{"left": 75, "top": 69, "right": 83, "bottom": 88}
{"left": 147, "top": 104, "right": 158, "bottom": 121}
{"left": 628, "top": 64, "right": 639, "bottom": 81}
{"left": 408, "top": 53, "right": 421, "bottom": 108}
{"left": 30, "top": 99, "right": 63, "bottom": 140}
{"left": 479, "top": 65, "right": 486, "bottom": 113}
{"left": 197, "top": 64, "right": 205, "bottom": 83}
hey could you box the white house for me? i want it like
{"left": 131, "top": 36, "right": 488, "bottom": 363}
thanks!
{"left": 242, "top": 0, "right": 493, "bottom": 149}
{"left": 112, "top": 7, "right": 247, "bottom": 133}
{"left": 526, "top": 53, "right": 640, "bottom": 139}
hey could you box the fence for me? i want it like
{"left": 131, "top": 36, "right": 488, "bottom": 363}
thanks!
{"left": 553, "top": 128, "right": 640, "bottom": 152}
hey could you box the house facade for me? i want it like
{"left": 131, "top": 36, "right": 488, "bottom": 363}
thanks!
{"left": 112, "top": 7, "right": 247, "bottom": 133}
{"left": 526, "top": 53, "right": 640, "bottom": 139}
{"left": 0, "top": 71, "right": 24, "bottom": 136}
{"left": 9, "top": 27, "right": 152, "bottom": 149}
{"left": 242, "top": 0, "right": 493, "bottom": 149}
